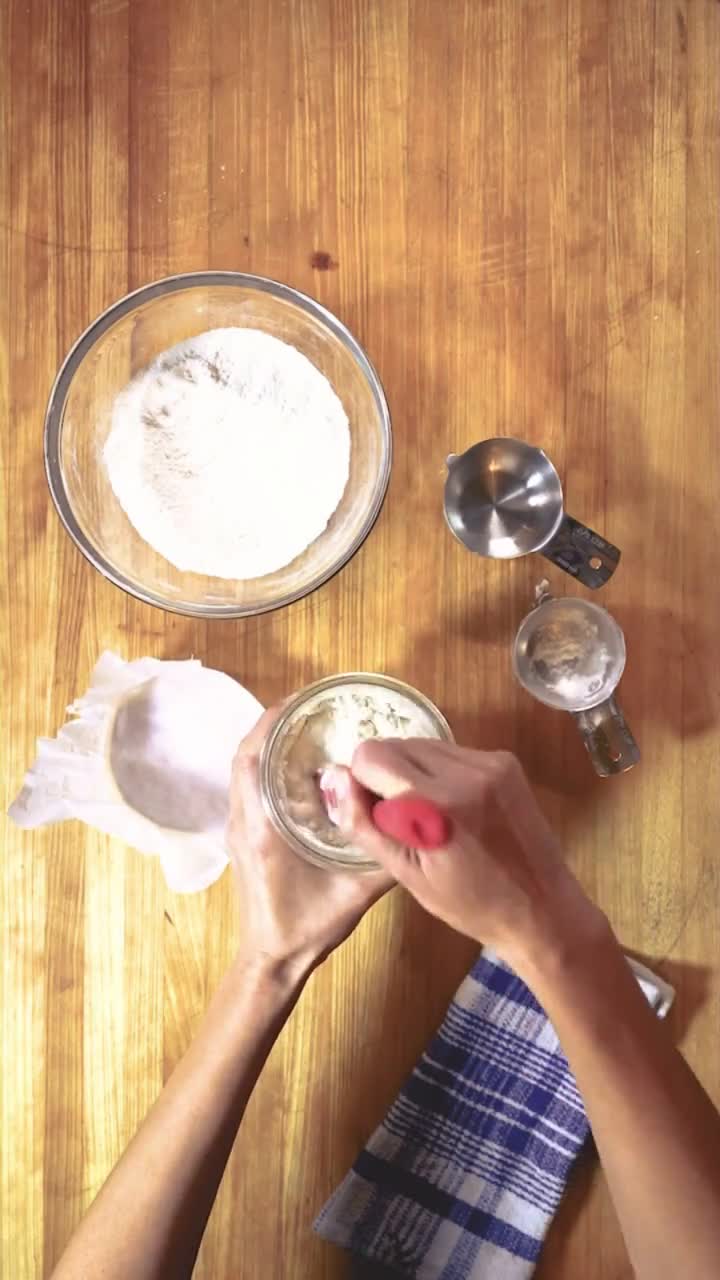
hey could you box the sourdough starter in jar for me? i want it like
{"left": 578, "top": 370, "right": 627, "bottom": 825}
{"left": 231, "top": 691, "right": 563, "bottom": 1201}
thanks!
{"left": 262, "top": 676, "right": 452, "bottom": 869}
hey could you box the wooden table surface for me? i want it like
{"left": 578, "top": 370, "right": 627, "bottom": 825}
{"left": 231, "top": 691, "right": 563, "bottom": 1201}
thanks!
{"left": 2, "top": 1, "right": 719, "bottom": 1276}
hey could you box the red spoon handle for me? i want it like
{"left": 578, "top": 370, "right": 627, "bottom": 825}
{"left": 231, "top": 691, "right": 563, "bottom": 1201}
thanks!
{"left": 371, "top": 793, "right": 451, "bottom": 850}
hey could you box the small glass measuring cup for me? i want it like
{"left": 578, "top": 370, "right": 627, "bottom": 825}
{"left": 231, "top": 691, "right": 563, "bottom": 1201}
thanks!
{"left": 444, "top": 438, "right": 620, "bottom": 589}
{"left": 512, "top": 588, "right": 640, "bottom": 776}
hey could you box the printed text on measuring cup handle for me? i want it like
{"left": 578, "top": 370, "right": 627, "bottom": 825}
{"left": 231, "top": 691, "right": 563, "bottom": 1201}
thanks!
{"left": 545, "top": 515, "right": 621, "bottom": 589}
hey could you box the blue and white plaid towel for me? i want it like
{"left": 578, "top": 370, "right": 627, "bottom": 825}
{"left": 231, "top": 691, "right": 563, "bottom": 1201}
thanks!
{"left": 315, "top": 950, "right": 673, "bottom": 1280}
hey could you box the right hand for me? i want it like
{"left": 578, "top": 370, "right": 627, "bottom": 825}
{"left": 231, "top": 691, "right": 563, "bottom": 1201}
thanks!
{"left": 324, "top": 739, "right": 604, "bottom": 976}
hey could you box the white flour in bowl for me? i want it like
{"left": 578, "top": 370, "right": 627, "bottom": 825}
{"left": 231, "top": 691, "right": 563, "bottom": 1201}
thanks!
{"left": 103, "top": 327, "right": 351, "bottom": 579}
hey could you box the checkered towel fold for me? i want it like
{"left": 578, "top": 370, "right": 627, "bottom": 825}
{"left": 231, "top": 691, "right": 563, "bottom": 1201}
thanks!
{"left": 315, "top": 950, "right": 673, "bottom": 1280}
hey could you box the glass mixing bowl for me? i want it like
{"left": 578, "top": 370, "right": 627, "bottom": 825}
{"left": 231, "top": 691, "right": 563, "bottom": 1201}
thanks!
{"left": 44, "top": 272, "right": 392, "bottom": 617}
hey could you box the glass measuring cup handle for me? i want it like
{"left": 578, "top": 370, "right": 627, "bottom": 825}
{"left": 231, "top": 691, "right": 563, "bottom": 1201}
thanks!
{"left": 572, "top": 695, "right": 640, "bottom": 776}
{"left": 542, "top": 514, "right": 621, "bottom": 589}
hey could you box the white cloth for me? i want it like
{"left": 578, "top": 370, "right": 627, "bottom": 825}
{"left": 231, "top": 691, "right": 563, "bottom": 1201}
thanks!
{"left": 8, "top": 651, "right": 264, "bottom": 893}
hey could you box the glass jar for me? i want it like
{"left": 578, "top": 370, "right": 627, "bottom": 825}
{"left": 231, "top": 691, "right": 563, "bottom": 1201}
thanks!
{"left": 259, "top": 673, "right": 453, "bottom": 871}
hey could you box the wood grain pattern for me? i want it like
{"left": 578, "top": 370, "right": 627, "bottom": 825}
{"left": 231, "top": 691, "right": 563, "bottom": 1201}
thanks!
{"left": 2, "top": 1, "right": 719, "bottom": 1276}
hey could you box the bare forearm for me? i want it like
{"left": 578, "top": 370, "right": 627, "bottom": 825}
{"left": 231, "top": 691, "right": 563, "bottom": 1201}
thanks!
{"left": 51, "top": 949, "right": 312, "bottom": 1280}
{"left": 523, "top": 920, "right": 720, "bottom": 1280}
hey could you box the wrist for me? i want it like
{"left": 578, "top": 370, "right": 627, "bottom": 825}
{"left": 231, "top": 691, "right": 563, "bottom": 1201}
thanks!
{"left": 500, "top": 877, "right": 616, "bottom": 990}
{"left": 511, "top": 903, "right": 617, "bottom": 993}
{"left": 230, "top": 944, "right": 318, "bottom": 996}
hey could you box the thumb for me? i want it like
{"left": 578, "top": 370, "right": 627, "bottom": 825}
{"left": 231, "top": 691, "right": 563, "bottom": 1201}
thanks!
{"left": 319, "top": 765, "right": 410, "bottom": 877}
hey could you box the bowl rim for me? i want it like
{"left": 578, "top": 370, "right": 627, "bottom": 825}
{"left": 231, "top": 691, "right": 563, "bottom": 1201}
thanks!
{"left": 44, "top": 270, "right": 393, "bottom": 618}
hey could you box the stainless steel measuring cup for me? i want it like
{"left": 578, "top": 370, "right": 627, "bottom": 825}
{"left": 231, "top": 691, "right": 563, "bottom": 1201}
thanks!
{"left": 512, "top": 586, "right": 640, "bottom": 776}
{"left": 444, "top": 438, "right": 620, "bottom": 589}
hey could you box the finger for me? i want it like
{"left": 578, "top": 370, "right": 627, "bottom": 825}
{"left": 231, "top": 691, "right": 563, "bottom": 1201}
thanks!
{"left": 350, "top": 738, "right": 431, "bottom": 798}
{"left": 229, "top": 705, "right": 289, "bottom": 828}
{"left": 232, "top": 702, "right": 286, "bottom": 765}
{"left": 328, "top": 767, "right": 413, "bottom": 879}
{"left": 348, "top": 866, "right": 396, "bottom": 904}
{"left": 228, "top": 747, "right": 265, "bottom": 831}
{"left": 387, "top": 738, "right": 500, "bottom": 773}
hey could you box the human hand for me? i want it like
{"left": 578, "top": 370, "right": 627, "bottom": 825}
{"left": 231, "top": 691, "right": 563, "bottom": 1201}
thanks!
{"left": 226, "top": 707, "right": 393, "bottom": 978}
{"left": 324, "top": 739, "right": 603, "bottom": 977}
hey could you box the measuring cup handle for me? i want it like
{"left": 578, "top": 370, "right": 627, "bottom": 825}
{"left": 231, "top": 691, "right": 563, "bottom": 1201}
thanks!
{"left": 542, "top": 514, "right": 620, "bottom": 589}
{"left": 573, "top": 695, "right": 640, "bottom": 776}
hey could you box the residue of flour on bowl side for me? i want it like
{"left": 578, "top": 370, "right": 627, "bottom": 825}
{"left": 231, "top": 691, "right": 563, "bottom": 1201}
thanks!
{"left": 527, "top": 616, "right": 611, "bottom": 703}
